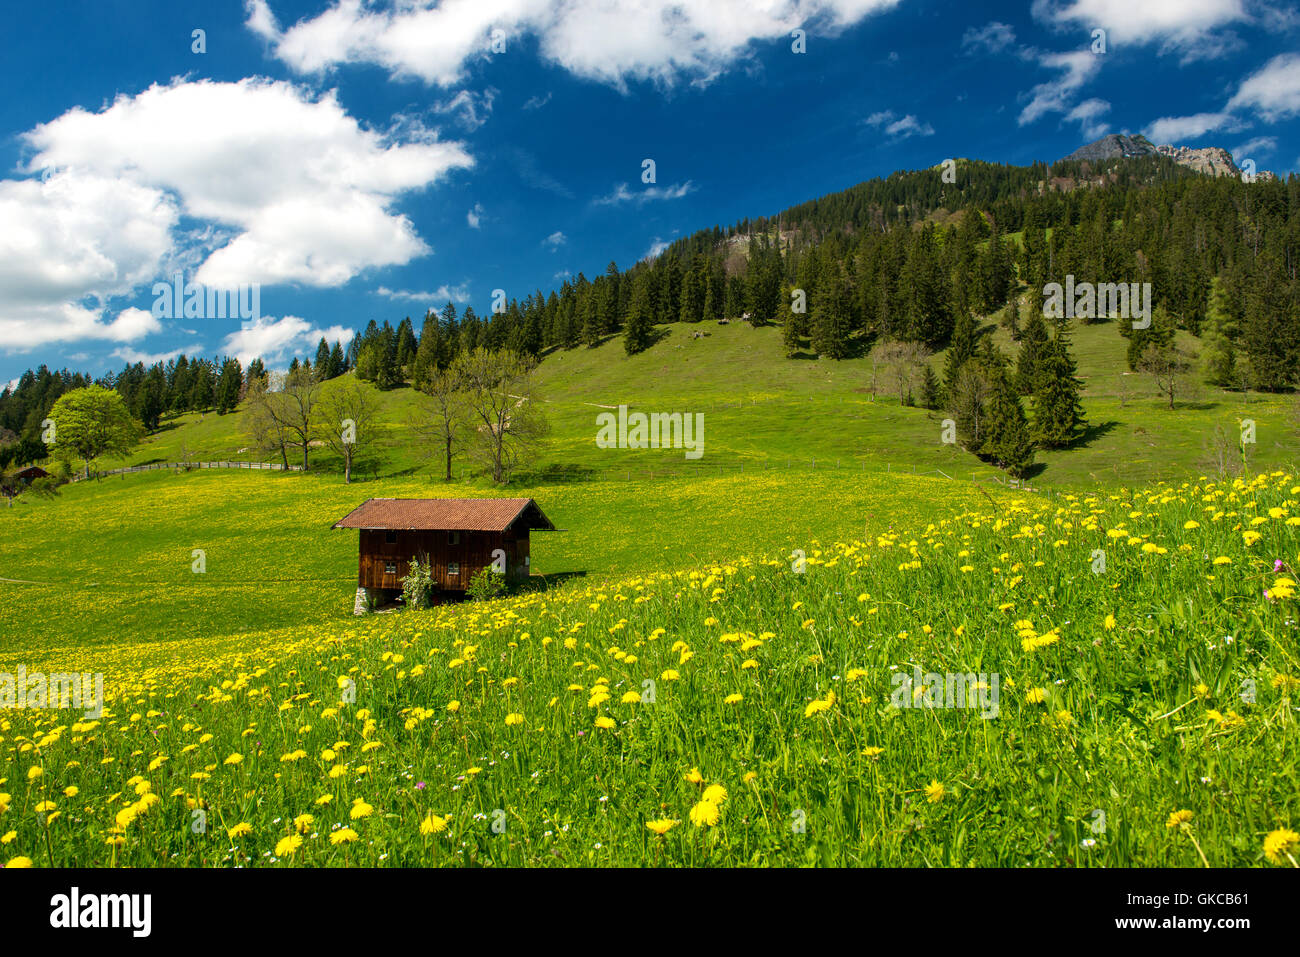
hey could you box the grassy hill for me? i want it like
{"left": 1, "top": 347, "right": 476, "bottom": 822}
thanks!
{"left": 3, "top": 312, "right": 1300, "bottom": 869}
{"left": 98, "top": 316, "right": 1299, "bottom": 488}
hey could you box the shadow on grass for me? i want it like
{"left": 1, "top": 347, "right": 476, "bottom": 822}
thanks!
{"left": 1071, "top": 419, "right": 1120, "bottom": 448}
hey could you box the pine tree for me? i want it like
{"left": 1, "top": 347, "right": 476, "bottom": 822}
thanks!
{"left": 314, "top": 338, "right": 331, "bottom": 379}
{"left": 624, "top": 273, "right": 654, "bottom": 355}
{"left": 944, "top": 299, "right": 978, "bottom": 400}
{"left": 1200, "top": 276, "right": 1237, "bottom": 387}
{"left": 810, "top": 267, "right": 851, "bottom": 358}
{"left": 1015, "top": 311, "right": 1049, "bottom": 395}
{"left": 1032, "top": 325, "right": 1086, "bottom": 449}
{"left": 1242, "top": 253, "right": 1298, "bottom": 392}
{"left": 918, "top": 364, "right": 942, "bottom": 410}
{"left": 981, "top": 361, "right": 1035, "bottom": 478}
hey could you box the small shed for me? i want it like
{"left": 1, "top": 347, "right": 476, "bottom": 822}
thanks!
{"left": 332, "top": 497, "right": 556, "bottom": 609}
{"left": 13, "top": 466, "right": 49, "bottom": 485}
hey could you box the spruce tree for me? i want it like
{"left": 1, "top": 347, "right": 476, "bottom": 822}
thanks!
{"left": 981, "top": 361, "right": 1034, "bottom": 478}
{"left": 918, "top": 363, "right": 942, "bottom": 410}
{"left": 810, "top": 267, "right": 851, "bottom": 358}
{"left": 944, "top": 299, "right": 978, "bottom": 400}
{"left": 1200, "top": 276, "right": 1237, "bottom": 387}
{"left": 624, "top": 273, "right": 654, "bottom": 355}
{"left": 1015, "top": 311, "right": 1049, "bottom": 395}
{"left": 1032, "top": 325, "right": 1086, "bottom": 449}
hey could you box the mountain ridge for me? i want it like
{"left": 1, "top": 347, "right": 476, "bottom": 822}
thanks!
{"left": 1062, "top": 132, "right": 1276, "bottom": 181}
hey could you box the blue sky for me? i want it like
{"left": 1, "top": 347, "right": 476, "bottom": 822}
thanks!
{"left": 2, "top": 0, "right": 1298, "bottom": 385}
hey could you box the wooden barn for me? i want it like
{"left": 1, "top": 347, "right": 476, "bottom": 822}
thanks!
{"left": 332, "top": 498, "right": 556, "bottom": 612}
{"left": 13, "top": 466, "right": 48, "bottom": 485}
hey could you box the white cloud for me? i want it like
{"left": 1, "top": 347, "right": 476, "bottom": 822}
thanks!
{"left": 1031, "top": 0, "right": 1249, "bottom": 59}
{"left": 1066, "top": 98, "right": 1111, "bottom": 138}
{"left": 1018, "top": 49, "right": 1102, "bottom": 126}
{"left": 644, "top": 237, "right": 671, "bottom": 260}
{"left": 21, "top": 78, "right": 473, "bottom": 290}
{"left": 432, "top": 88, "right": 497, "bottom": 131}
{"left": 467, "top": 202, "right": 484, "bottom": 229}
{"left": 961, "top": 21, "right": 1016, "bottom": 55}
{"left": 865, "top": 110, "right": 935, "bottom": 138}
{"left": 376, "top": 284, "right": 470, "bottom": 302}
{"left": 522, "top": 92, "right": 552, "bottom": 110}
{"left": 250, "top": 0, "right": 902, "bottom": 89}
{"left": 110, "top": 345, "right": 194, "bottom": 366}
{"left": 1, "top": 77, "right": 472, "bottom": 353}
{"left": 1143, "top": 111, "right": 1239, "bottom": 142}
{"left": 221, "top": 315, "right": 354, "bottom": 366}
{"left": 1231, "top": 135, "right": 1277, "bottom": 160}
{"left": 594, "top": 182, "right": 696, "bottom": 206}
{"left": 1227, "top": 53, "right": 1300, "bottom": 121}
{"left": 542, "top": 230, "right": 566, "bottom": 249}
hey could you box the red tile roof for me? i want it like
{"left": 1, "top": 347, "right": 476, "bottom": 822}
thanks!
{"left": 332, "top": 497, "right": 555, "bottom": 532}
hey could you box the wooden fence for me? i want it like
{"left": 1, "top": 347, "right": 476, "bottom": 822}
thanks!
{"left": 70, "top": 460, "right": 302, "bottom": 482}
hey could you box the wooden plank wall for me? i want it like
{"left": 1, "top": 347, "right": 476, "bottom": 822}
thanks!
{"left": 358, "top": 527, "right": 530, "bottom": 590}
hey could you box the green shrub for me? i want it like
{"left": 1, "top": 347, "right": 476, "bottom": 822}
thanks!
{"left": 401, "top": 555, "right": 435, "bottom": 610}
{"left": 466, "top": 568, "right": 505, "bottom": 602}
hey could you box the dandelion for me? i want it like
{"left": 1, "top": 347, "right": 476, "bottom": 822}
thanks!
{"left": 689, "top": 800, "right": 720, "bottom": 827}
{"left": 227, "top": 822, "right": 253, "bottom": 839}
{"left": 702, "top": 784, "right": 727, "bottom": 804}
{"left": 646, "top": 819, "right": 678, "bottom": 836}
{"left": 1166, "top": 809, "right": 1193, "bottom": 829}
{"left": 274, "top": 834, "right": 303, "bottom": 857}
{"left": 330, "top": 828, "right": 359, "bottom": 845}
{"left": 1263, "top": 828, "right": 1298, "bottom": 866}
{"left": 420, "top": 813, "right": 449, "bottom": 836}
{"left": 924, "top": 780, "right": 946, "bottom": 803}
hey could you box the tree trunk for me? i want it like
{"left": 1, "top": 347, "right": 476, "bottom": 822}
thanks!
{"left": 344, "top": 449, "right": 352, "bottom": 484}
{"left": 444, "top": 434, "right": 453, "bottom": 482}
{"left": 302, "top": 445, "right": 309, "bottom": 471}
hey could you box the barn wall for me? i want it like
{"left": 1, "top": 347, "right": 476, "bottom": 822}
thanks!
{"left": 357, "top": 526, "right": 531, "bottom": 590}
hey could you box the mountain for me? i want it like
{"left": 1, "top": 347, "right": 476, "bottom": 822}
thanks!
{"left": 1063, "top": 133, "right": 1275, "bottom": 181}
{"left": 1062, "top": 133, "right": 1161, "bottom": 162}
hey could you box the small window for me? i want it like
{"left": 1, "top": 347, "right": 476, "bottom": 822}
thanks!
{"left": 448, "top": 531, "right": 460, "bottom": 545}
{"left": 448, "top": 562, "right": 460, "bottom": 576}
{"left": 385, "top": 530, "right": 397, "bottom": 544}
{"left": 384, "top": 561, "right": 397, "bottom": 575}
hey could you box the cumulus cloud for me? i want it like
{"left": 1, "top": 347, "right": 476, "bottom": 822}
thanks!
{"left": 864, "top": 110, "right": 935, "bottom": 138}
{"left": 467, "top": 202, "right": 484, "bottom": 229}
{"left": 1066, "top": 98, "right": 1111, "bottom": 138}
{"left": 376, "top": 284, "right": 470, "bottom": 303}
{"left": 594, "top": 182, "right": 696, "bottom": 206}
{"left": 110, "top": 345, "right": 195, "bottom": 366}
{"left": 21, "top": 78, "right": 472, "bottom": 290}
{"left": 248, "top": 0, "right": 902, "bottom": 90}
{"left": 644, "top": 237, "right": 671, "bottom": 260}
{"left": 1143, "top": 111, "right": 1240, "bottom": 142}
{"left": 221, "top": 315, "right": 354, "bottom": 366}
{"left": 1231, "top": 135, "right": 1277, "bottom": 160}
{"left": 542, "top": 230, "right": 566, "bottom": 249}
{"left": 1018, "top": 50, "right": 1102, "bottom": 126}
{"left": 1030, "top": 0, "right": 1249, "bottom": 60}
{"left": 1227, "top": 53, "right": 1300, "bottom": 120}
{"left": 1, "top": 77, "right": 471, "bottom": 351}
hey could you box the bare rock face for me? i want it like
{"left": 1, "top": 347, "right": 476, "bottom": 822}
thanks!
{"left": 1062, "top": 134, "right": 1276, "bottom": 182}
{"left": 1153, "top": 144, "right": 1239, "bottom": 177}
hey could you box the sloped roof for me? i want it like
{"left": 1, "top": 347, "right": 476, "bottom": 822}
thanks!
{"left": 332, "top": 497, "right": 556, "bottom": 532}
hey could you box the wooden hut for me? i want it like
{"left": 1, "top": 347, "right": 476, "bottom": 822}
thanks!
{"left": 332, "top": 498, "right": 556, "bottom": 611}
